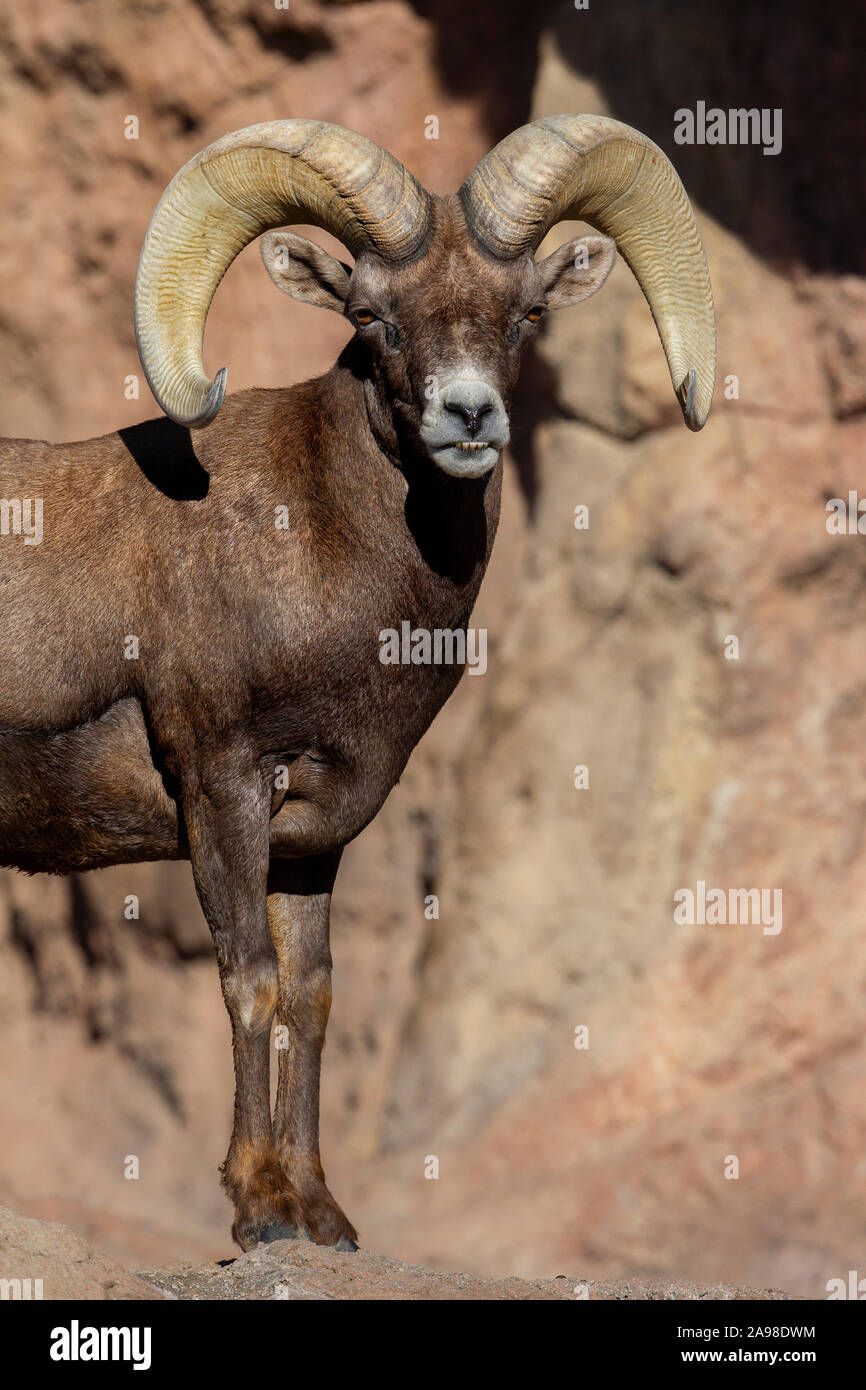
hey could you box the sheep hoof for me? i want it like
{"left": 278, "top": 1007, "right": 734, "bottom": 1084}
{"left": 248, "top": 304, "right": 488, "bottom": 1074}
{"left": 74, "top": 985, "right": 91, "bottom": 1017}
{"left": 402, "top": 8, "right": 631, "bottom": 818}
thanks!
{"left": 336, "top": 1235, "right": 359, "bottom": 1253}
{"left": 257, "top": 1222, "right": 304, "bottom": 1245}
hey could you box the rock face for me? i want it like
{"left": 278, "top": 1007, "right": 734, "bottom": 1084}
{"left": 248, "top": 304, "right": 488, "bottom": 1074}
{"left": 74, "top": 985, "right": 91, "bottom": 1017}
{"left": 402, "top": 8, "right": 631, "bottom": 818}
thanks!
{"left": 0, "top": 1201, "right": 797, "bottom": 1300}
{"left": 0, "top": 0, "right": 864, "bottom": 1302}
{"left": 138, "top": 1238, "right": 799, "bottom": 1303}
{"left": 0, "top": 1204, "right": 164, "bottom": 1299}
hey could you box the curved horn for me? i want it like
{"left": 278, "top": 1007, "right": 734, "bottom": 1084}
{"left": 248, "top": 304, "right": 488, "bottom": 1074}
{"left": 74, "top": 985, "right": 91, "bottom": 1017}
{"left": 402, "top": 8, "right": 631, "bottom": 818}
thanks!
{"left": 460, "top": 115, "right": 716, "bottom": 430}
{"left": 135, "top": 120, "right": 432, "bottom": 427}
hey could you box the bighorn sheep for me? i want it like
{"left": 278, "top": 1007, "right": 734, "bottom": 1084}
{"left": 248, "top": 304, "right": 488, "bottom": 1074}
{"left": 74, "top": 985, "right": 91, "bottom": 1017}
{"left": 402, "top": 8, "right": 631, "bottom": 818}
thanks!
{"left": 0, "top": 117, "right": 715, "bottom": 1250}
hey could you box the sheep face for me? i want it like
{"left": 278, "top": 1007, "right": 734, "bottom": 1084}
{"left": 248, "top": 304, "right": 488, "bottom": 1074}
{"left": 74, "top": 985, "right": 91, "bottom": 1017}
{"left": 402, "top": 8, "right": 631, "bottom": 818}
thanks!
{"left": 261, "top": 195, "right": 614, "bottom": 479}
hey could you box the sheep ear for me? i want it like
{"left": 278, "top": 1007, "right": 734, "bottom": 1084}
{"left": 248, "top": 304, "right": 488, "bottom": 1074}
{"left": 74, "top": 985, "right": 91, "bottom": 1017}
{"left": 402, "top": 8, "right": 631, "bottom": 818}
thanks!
{"left": 261, "top": 230, "right": 352, "bottom": 313}
{"left": 536, "top": 234, "right": 616, "bottom": 309}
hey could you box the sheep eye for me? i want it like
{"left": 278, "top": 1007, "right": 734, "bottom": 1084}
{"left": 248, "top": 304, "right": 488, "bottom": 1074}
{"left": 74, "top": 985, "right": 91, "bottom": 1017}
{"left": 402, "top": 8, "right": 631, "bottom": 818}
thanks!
{"left": 524, "top": 306, "right": 545, "bottom": 323}
{"left": 354, "top": 310, "right": 378, "bottom": 326}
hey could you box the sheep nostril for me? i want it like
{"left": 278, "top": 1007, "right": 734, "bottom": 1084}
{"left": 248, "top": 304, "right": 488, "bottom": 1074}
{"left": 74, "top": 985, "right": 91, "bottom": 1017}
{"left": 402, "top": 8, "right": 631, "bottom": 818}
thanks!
{"left": 445, "top": 401, "right": 493, "bottom": 438}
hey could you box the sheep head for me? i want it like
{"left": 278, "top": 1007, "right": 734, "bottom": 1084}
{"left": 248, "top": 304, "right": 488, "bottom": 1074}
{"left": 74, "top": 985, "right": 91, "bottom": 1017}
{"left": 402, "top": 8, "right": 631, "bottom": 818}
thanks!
{"left": 135, "top": 117, "right": 716, "bottom": 473}
{"left": 259, "top": 207, "right": 615, "bottom": 478}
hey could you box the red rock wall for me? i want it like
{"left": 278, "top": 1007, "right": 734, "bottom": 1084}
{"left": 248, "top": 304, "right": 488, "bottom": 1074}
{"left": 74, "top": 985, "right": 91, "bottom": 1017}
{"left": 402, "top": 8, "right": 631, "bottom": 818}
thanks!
{"left": 1, "top": 0, "right": 863, "bottom": 1296}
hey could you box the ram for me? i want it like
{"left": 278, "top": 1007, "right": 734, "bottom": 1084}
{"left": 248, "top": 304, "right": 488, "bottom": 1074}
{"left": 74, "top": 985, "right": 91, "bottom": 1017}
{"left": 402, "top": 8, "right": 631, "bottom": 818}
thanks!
{"left": 0, "top": 116, "right": 715, "bottom": 1250}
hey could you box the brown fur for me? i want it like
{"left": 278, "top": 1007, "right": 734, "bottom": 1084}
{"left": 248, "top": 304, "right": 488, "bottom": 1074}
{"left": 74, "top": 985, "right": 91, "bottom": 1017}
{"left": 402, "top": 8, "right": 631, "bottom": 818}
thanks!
{"left": 0, "top": 195, "right": 614, "bottom": 1247}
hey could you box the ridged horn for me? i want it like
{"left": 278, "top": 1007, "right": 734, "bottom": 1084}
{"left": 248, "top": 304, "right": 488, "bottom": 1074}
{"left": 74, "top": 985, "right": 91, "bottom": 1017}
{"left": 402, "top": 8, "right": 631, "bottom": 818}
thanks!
{"left": 134, "top": 120, "right": 432, "bottom": 427}
{"left": 460, "top": 115, "right": 716, "bottom": 430}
